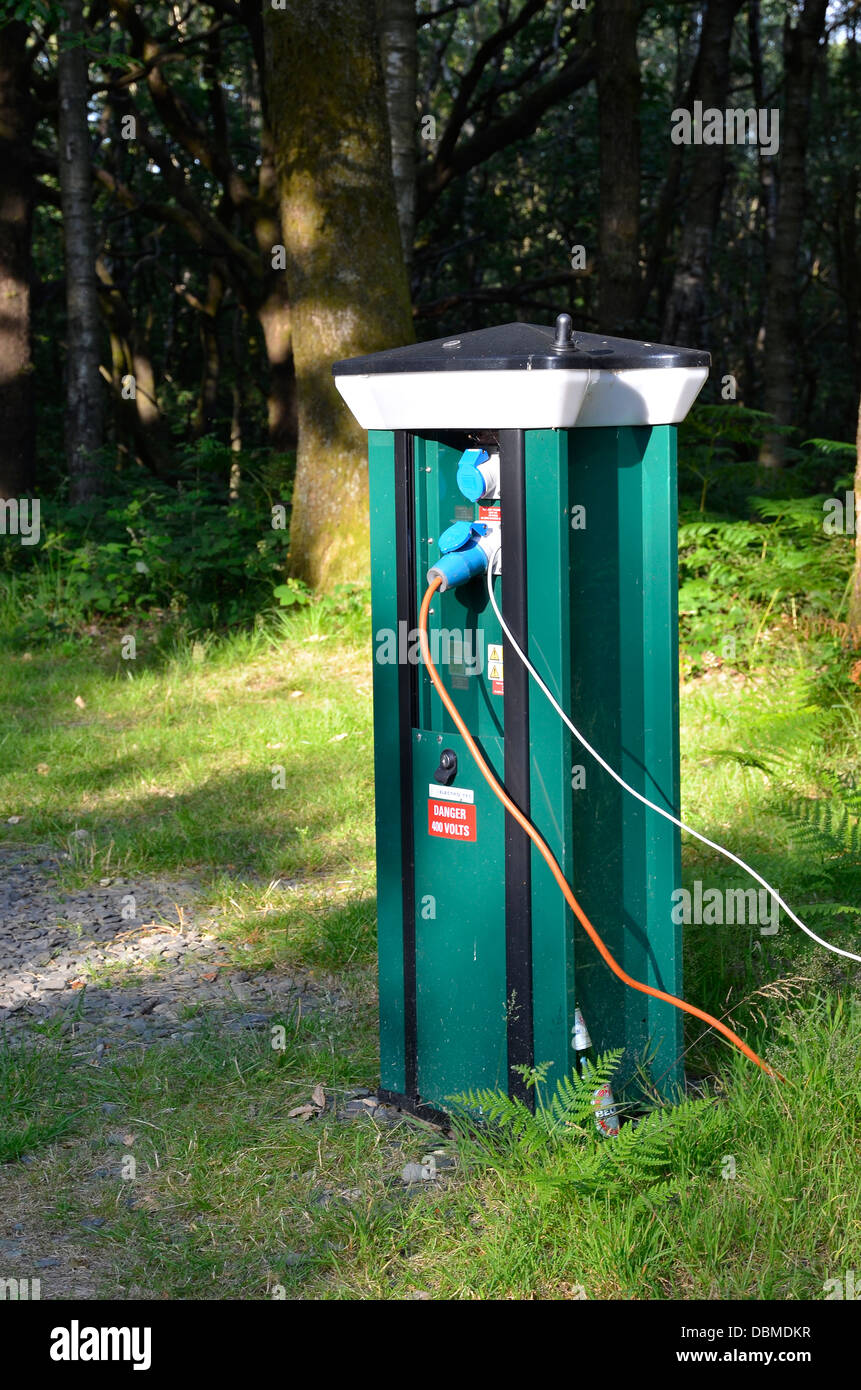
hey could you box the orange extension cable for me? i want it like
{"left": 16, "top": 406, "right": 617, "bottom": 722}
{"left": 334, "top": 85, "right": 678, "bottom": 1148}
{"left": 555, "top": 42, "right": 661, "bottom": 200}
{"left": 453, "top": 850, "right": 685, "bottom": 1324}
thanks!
{"left": 419, "top": 576, "right": 782, "bottom": 1082}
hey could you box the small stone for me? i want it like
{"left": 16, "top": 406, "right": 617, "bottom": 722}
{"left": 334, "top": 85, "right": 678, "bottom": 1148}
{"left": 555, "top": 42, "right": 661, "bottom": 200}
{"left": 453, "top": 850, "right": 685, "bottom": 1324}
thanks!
{"left": 80, "top": 1217, "right": 106, "bottom": 1229}
{"left": 227, "top": 1013, "right": 269, "bottom": 1031}
{"left": 401, "top": 1162, "right": 435, "bottom": 1184}
{"left": 100, "top": 1102, "right": 120, "bottom": 1115}
{"left": 34, "top": 1257, "right": 61, "bottom": 1269}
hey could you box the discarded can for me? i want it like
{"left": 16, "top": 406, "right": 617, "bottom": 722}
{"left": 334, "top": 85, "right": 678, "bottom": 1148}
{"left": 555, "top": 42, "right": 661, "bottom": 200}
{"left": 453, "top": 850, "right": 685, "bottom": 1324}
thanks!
{"left": 573, "top": 1004, "right": 619, "bottom": 1137}
{"left": 592, "top": 1083, "right": 620, "bottom": 1137}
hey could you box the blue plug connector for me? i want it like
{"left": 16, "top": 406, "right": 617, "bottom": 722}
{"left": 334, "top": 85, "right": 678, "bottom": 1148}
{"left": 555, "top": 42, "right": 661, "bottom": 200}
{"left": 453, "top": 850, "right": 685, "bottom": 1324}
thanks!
{"left": 427, "top": 521, "right": 491, "bottom": 592}
{"left": 456, "top": 448, "right": 491, "bottom": 502}
{"left": 456, "top": 447, "right": 501, "bottom": 503}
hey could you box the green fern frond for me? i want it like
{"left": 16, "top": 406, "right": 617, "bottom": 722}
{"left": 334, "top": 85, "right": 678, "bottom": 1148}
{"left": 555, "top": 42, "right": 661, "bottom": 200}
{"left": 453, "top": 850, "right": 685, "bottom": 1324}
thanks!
{"left": 801, "top": 438, "right": 856, "bottom": 457}
{"left": 782, "top": 788, "right": 861, "bottom": 862}
{"left": 449, "top": 1053, "right": 622, "bottom": 1164}
{"left": 706, "top": 748, "right": 783, "bottom": 775}
{"left": 451, "top": 1067, "right": 746, "bottom": 1204}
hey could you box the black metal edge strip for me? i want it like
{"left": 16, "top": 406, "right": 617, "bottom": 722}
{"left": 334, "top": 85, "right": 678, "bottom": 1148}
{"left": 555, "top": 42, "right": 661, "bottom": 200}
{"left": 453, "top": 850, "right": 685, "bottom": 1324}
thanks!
{"left": 394, "top": 430, "right": 418, "bottom": 1100}
{"left": 377, "top": 1088, "right": 451, "bottom": 1131}
{"left": 497, "top": 428, "right": 535, "bottom": 1106}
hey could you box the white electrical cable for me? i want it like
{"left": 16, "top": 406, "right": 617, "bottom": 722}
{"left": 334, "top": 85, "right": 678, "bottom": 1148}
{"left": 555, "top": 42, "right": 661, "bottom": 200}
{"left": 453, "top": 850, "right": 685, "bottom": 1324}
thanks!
{"left": 487, "top": 555, "right": 861, "bottom": 964}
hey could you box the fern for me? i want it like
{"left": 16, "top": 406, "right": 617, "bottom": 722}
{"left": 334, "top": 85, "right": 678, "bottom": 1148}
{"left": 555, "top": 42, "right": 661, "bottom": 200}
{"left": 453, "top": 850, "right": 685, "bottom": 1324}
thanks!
{"left": 534, "top": 1098, "right": 735, "bottom": 1201}
{"left": 678, "top": 499, "right": 851, "bottom": 629}
{"left": 782, "top": 772, "right": 861, "bottom": 858}
{"left": 535, "top": 1054, "right": 623, "bottom": 1136}
{"left": 449, "top": 1058, "right": 738, "bottom": 1206}
{"left": 801, "top": 438, "right": 855, "bottom": 457}
{"left": 449, "top": 1052, "right": 622, "bottom": 1163}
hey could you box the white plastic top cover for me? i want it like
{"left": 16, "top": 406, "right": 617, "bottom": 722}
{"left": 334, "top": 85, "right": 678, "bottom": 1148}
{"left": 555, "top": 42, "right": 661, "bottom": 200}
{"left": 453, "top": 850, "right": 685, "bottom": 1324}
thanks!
{"left": 332, "top": 318, "right": 710, "bottom": 430}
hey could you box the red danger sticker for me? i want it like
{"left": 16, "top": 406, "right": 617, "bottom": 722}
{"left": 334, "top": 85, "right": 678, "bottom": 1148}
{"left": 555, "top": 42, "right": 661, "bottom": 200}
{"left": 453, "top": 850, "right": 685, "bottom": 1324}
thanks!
{"left": 428, "top": 800, "right": 477, "bottom": 842}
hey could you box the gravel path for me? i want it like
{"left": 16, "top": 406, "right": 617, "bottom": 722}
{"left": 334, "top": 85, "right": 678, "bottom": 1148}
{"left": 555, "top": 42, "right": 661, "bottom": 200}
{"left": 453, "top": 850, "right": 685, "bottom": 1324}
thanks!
{"left": 0, "top": 844, "right": 329, "bottom": 1050}
{"left": 0, "top": 845, "right": 419, "bottom": 1299}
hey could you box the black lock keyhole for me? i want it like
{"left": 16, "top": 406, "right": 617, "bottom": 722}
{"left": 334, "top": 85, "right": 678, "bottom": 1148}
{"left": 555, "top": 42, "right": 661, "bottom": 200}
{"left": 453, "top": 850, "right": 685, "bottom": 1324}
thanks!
{"left": 434, "top": 749, "right": 458, "bottom": 786}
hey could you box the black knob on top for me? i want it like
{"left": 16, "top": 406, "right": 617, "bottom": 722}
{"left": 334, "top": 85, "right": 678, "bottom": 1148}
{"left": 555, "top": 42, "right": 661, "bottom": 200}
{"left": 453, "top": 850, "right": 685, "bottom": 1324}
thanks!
{"left": 550, "top": 312, "right": 576, "bottom": 353}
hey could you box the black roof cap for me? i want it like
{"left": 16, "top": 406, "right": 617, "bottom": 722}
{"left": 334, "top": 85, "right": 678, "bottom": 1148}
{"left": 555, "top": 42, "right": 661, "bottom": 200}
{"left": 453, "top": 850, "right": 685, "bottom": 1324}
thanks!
{"left": 333, "top": 317, "right": 710, "bottom": 376}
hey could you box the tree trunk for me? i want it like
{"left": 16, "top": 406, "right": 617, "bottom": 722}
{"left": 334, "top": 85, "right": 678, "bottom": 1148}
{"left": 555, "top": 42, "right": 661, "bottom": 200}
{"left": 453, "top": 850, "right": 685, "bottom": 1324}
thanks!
{"left": 377, "top": 0, "right": 418, "bottom": 277}
{"left": 746, "top": 0, "right": 778, "bottom": 399}
{"left": 661, "top": 0, "right": 744, "bottom": 348}
{"left": 747, "top": 0, "right": 778, "bottom": 255}
{"left": 638, "top": 7, "right": 698, "bottom": 322}
{"left": 596, "top": 0, "right": 640, "bottom": 336}
{"left": 58, "top": 0, "right": 103, "bottom": 503}
{"left": 263, "top": 0, "right": 414, "bottom": 590}
{"left": 833, "top": 167, "right": 860, "bottom": 393}
{"left": 0, "top": 20, "right": 35, "bottom": 500}
{"left": 257, "top": 278, "right": 298, "bottom": 455}
{"left": 849, "top": 391, "right": 861, "bottom": 631}
{"left": 96, "top": 261, "right": 172, "bottom": 476}
{"left": 254, "top": 114, "right": 298, "bottom": 456}
{"left": 759, "top": 0, "right": 828, "bottom": 469}
{"left": 229, "top": 303, "right": 243, "bottom": 499}
{"left": 193, "top": 271, "right": 224, "bottom": 439}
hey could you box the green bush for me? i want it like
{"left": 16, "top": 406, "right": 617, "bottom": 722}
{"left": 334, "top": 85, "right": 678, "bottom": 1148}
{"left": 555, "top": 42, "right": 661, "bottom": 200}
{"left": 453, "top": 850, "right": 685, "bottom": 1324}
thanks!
{"left": 0, "top": 445, "right": 292, "bottom": 642}
{"left": 675, "top": 408, "right": 856, "bottom": 677}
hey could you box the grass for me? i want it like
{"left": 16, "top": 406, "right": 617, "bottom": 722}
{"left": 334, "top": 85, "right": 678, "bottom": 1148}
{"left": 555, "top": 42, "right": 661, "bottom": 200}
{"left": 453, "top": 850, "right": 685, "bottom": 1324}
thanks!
{"left": 1, "top": 584, "right": 859, "bottom": 1299}
{"left": 0, "top": 596, "right": 374, "bottom": 886}
{"left": 0, "top": 1022, "right": 84, "bottom": 1164}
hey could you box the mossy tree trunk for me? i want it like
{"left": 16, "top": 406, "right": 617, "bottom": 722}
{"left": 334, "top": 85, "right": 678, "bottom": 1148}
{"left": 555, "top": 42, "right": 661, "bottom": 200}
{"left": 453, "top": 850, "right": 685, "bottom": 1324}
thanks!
{"left": 263, "top": 0, "right": 414, "bottom": 590}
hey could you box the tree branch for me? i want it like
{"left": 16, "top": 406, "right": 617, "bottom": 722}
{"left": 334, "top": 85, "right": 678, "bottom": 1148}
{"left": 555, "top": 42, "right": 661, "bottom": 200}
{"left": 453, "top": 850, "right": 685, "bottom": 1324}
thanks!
{"left": 108, "top": 0, "right": 254, "bottom": 213}
{"left": 435, "top": 0, "right": 550, "bottom": 168}
{"left": 418, "top": 41, "right": 596, "bottom": 218}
